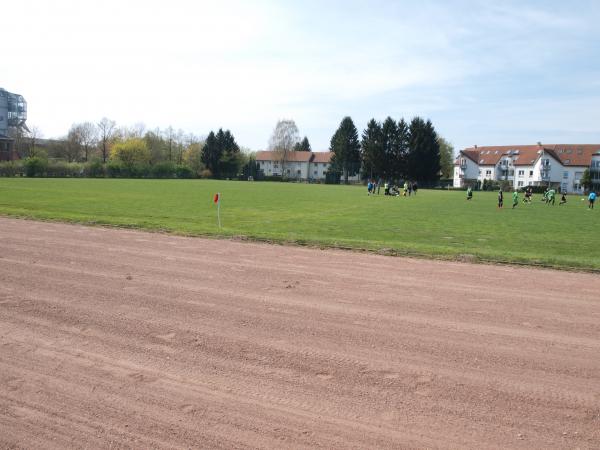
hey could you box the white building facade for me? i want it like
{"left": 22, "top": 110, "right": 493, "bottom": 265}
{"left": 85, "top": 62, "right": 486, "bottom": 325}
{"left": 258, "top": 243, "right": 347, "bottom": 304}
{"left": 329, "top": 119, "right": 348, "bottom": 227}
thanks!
{"left": 256, "top": 151, "right": 360, "bottom": 182}
{"left": 454, "top": 144, "right": 600, "bottom": 193}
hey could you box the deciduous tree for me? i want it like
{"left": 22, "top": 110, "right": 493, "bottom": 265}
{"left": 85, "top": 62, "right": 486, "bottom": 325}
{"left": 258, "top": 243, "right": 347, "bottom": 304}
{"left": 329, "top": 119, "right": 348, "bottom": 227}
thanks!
{"left": 97, "top": 117, "right": 117, "bottom": 163}
{"left": 437, "top": 136, "right": 454, "bottom": 179}
{"left": 110, "top": 138, "right": 150, "bottom": 167}
{"left": 27, "top": 125, "right": 43, "bottom": 158}
{"left": 269, "top": 120, "right": 300, "bottom": 177}
{"left": 183, "top": 142, "right": 204, "bottom": 175}
{"left": 69, "top": 122, "right": 98, "bottom": 161}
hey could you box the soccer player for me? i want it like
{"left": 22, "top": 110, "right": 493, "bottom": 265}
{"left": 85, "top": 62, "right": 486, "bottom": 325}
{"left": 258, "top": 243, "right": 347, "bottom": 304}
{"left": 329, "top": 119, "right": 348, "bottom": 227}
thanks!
{"left": 523, "top": 186, "right": 532, "bottom": 204}
{"left": 512, "top": 190, "right": 519, "bottom": 208}
{"left": 547, "top": 188, "right": 556, "bottom": 206}
{"left": 589, "top": 191, "right": 597, "bottom": 209}
{"left": 467, "top": 186, "right": 473, "bottom": 200}
{"left": 498, "top": 189, "right": 504, "bottom": 208}
{"left": 559, "top": 192, "right": 567, "bottom": 205}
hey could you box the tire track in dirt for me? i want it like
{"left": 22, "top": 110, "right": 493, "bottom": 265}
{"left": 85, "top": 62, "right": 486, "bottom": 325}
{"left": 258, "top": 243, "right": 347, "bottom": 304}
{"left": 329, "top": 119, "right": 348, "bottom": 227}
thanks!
{"left": 1, "top": 217, "right": 599, "bottom": 449}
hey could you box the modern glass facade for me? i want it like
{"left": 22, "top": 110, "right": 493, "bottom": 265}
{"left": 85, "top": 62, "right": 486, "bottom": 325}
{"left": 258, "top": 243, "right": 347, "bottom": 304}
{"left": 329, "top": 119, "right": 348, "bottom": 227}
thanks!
{"left": 0, "top": 88, "right": 28, "bottom": 136}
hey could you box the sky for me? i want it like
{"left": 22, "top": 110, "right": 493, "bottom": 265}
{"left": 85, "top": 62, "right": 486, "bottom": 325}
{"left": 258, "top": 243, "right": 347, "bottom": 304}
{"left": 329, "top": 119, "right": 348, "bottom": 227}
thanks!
{"left": 3, "top": 0, "right": 600, "bottom": 152}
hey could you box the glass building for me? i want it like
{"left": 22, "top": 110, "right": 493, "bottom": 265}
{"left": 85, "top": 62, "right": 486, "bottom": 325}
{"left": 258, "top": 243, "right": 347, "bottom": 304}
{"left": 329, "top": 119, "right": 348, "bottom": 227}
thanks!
{"left": 0, "top": 88, "right": 28, "bottom": 161}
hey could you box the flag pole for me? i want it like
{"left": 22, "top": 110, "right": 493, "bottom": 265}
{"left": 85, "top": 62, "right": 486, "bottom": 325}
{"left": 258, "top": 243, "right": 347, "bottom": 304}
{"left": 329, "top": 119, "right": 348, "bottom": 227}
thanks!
{"left": 217, "top": 193, "right": 221, "bottom": 229}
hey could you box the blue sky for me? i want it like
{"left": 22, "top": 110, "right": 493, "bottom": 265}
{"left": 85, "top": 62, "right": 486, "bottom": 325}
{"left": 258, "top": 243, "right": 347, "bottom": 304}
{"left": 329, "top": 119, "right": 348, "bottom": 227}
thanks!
{"left": 4, "top": 0, "right": 600, "bottom": 152}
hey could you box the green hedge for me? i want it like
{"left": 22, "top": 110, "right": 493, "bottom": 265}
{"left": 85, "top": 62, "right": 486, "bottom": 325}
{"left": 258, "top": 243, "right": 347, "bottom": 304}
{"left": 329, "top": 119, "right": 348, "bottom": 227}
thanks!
{"left": 0, "top": 161, "right": 24, "bottom": 177}
{"left": 2, "top": 159, "right": 205, "bottom": 179}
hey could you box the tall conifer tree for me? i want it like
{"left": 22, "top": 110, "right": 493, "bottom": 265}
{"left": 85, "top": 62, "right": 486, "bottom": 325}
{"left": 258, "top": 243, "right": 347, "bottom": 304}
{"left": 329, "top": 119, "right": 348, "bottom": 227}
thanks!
{"left": 381, "top": 117, "right": 398, "bottom": 180}
{"left": 330, "top": 117, "right": 361, "bottom": 184}
{"left": 361, "top": 119, "right": 384, "bottom": 180}
{"left": 407, "top": 117, "right": 441, "bottom": 182}
{"left": 294, "top": 136, "right": 312, "bottom": 152}
{"left": 201, "top": 131, "right": 222, "bottom": 177}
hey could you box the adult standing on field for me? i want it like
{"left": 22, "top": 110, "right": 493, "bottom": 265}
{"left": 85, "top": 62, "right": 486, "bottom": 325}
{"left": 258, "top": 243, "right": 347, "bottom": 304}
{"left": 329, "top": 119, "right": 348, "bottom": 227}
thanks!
{"left": 523, "top": 186, "right": 532, "bottom": 203}
{"left": 547, "top": 188, "right": 556, "bottom": 206}
{"left": 413, "top": 182, "right": 418, "bottom": 195}
{"left": 589, "top": 191, "right": 597, "bottom": 209}
{"left": 467, "top": 186, "right": 473, "bottom": 200}
{"left": 512, "top": 190, "right": 519, "bottom": 209}
{"left": 498, "top": 189, "right": 504, "bottom": 208}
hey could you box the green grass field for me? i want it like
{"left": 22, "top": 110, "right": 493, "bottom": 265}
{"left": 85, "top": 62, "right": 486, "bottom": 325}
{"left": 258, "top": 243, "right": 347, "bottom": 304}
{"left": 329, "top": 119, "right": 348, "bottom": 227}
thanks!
{"left": 0, "top": 178, "right": 598, "bottom": 270}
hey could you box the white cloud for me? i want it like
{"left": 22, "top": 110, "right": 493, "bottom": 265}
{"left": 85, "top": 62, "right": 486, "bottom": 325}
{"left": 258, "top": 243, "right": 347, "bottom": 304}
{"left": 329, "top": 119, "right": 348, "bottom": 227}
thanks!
{"left": 3, "top": 0, "right": 600, "bottom": 151}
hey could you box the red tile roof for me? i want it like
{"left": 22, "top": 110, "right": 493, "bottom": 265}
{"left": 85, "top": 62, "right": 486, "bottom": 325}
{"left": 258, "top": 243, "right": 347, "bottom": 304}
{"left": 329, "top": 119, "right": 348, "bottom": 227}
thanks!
{"left": 311, "top": 152, "right": 333, "bottom": 163}
{"left": 547, "top": 144, "right": 600, "bottom": 166}
{"left": 256, "top": 150, "right": 312, "bottom": 162}
{"left": 255, "top": 151, "right": 332, "bottom": 163}
{"left": 458, "top": 144, "right": 600, "bottom": 167}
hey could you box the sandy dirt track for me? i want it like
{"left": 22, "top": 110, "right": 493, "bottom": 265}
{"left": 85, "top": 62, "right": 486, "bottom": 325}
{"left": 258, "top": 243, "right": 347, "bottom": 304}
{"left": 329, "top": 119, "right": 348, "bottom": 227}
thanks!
{"left": 1, "top": 217, "right": 599, "bottom": 449}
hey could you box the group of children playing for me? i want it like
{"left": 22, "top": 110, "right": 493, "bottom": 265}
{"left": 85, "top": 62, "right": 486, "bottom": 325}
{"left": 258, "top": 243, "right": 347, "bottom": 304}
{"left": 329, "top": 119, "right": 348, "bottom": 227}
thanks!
{"left": 466, "top": 185, "right": 597, "bottom": 210}
{"left": 367, "top": 180, "right": 418, "bottom": 197}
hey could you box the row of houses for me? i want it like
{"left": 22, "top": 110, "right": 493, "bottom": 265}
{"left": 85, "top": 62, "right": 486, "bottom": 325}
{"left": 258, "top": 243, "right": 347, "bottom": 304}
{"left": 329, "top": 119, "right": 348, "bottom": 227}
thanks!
{"left": 454, "top": 144, "right": 600, "bottom": 193}
{"left": 255, "top": 151, "right": 360, "bottom": 182}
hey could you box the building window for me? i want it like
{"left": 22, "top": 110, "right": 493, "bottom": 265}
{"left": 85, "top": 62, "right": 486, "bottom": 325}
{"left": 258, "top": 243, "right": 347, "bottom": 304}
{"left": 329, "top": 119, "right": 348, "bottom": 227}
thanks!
{"left": 486, "top": 170, "right": 491, "bottom": 176}
{"left": 518, "top": 181, "right": 524, "bottom": 187}
{"left": 518, "top": 170, "right": 524, "bottom": 176}
{"left": 314, "top": 170, "right": 317, "bottom": 175}
{"left": 563, "top": 171, "right": 568, "bottom": 179}
{"left": 529, "top": 170, "right": 534, "bottom": 176}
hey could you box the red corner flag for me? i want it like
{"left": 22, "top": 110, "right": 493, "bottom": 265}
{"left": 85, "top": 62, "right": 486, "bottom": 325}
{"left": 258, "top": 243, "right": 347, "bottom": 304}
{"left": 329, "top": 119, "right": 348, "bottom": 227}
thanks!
{"left": 213, "top": 193, "right": 222, "bottom": 229}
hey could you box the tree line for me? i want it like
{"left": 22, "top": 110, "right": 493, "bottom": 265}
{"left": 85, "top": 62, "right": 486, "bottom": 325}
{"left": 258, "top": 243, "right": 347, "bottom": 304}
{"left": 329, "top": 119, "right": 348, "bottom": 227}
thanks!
{"left": 267, "top": 116, "right": 452, "bottom": 184}
{"left": 3, "top": 118, "right": 253, "bottom": 179}
{"left": 328, "top": 116, "right": 452, "bottom": 184}
{"left": 3, "top": 116, "right": 453, "bottom": 182}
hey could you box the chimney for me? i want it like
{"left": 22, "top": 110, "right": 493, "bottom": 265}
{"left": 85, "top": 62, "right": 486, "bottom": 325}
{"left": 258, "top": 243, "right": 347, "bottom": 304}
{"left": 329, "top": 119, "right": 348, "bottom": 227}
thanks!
{"left": 474, "top": 145, "right": 478, "bottom": 149}
{"left": 537, "top": 141, "right": 542, "bottom": 147}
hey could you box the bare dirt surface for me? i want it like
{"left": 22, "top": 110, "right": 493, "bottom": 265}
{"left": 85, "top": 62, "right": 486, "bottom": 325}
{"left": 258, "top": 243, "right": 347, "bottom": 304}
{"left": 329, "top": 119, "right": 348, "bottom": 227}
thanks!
{"left": 1, "top": 217, "right": 599, "bottom": 449}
